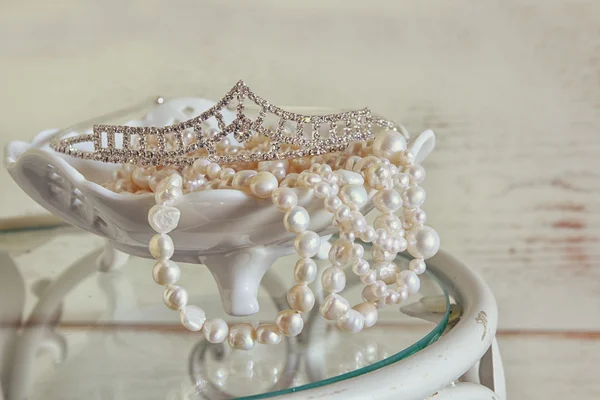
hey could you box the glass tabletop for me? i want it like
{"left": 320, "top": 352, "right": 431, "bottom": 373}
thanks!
{"left": 0, "top": 226, "right": 449, "bottom": 400}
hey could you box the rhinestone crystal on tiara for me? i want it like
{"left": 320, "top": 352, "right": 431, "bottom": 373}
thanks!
{"left": 50, "top": 81, "right": 399, "bottom": 166}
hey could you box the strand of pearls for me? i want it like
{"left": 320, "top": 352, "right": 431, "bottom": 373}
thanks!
{"left": 145, "top": 129, "right": 440, "bottom": 349}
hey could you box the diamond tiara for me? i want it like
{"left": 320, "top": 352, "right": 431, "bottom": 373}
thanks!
{"left": 50, "top": 81, "right": 400, "bottom": 166}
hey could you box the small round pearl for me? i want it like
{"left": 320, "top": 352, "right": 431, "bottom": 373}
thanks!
{"left": 250, "top": 171, "right": 279, "bottom": 199}
{"left": 372, "top": 130, "right": 407, "bottom": 164}
{"left": 324, "top": 195, "right": 343, "bottom": 213}
{"left": 228, "top": 323, "right": 256, "bottom": 350}
{"left": 284, "top": 206, "right": 310, "bottom": 233}
{"left": 370, "top": 280, "right": 388, "bottom": 297}
{"left": 402, "top": 185, "right": 426, "bottom": 208}
{"left": 314, "top": 182, "right": 331, "bottom": 199}
{"left": 360, "top": 269, "right": 377, "bottom": 285}
{"left": 322, "top": 170, "right": 338, "bottom": 184}
{"left": 385, "top": 289, "right": 400, "bottom": 305}
{"left": 321, "top": 266, "right": 346, "bottom": 293}
{"left": 373, "top": 261, "right": 399, "bottom": 285}
{"left": 148, "top": 205, "right": 180, "bottom": 234}
{"left": 409, "top": 258, "right": 427, "bottom": 274}
{"left": 294, "top": 257, "right": 318, "bottom": 283}
{"left": 352, "top": 259, "right": 371, "bottom": 276}
{"left": 179, "top": 305, "right": 206, "bottom": 332}
{"left": 152, "top": 259, "right": 181, "bottom": 285}
{"left": 412, "top": 209, "right": 427, "bottom": 225}
{"left": 275, "top": 309, "right": 304, "bottom": 337}
{"left": 372, "top": 245, "right": 395, "bottom": 262}
{"left": 353, "top": 302, "right": 378, "bottom": 328}
{"left": 406, "top": 225, "right": 440, "bottom": 259}
{"left": 256, "top": 324, "right": 283, "bottom": 345}
{"left": 328, "top": 239, "right": 353, "bottom": 266}
{"left": 366, "top": 164, "right": 391, "bottom": 190}
{"left": 149, "top": 234, "right": 174, "bottom": 260}
{"left": 206, "top": 163, "right": 222, "bottom": 180}
{"left": 373, "top": 189, "right": 402, "bottom": 213}
{"left": 374, "top": 213, "right": 403, "bottom": 234}
{"left": 397, "top": 286, "right": 409, "bottom": 304}
{"left": 397, "top": 270, "right": 421, "bottom": 294}
{"left": 320, "top": 294, "right": 350, "bottom": 320}
{"left": 359, "top": 226, "right": 376, "bottom": 243}
{"left": 399, "top": 150, "right": 415, "bottom": 166}
{"left": 232, "top": 170, "right": 257, "bottom": 190}
{"left": 271, "top": 166, "right": 287, "bottom": 182}
{"left": 335, "top": 205, "right": 351, "bottom": 221}
{"left": 163, "top": 285, "right": 188, "bottom": 310}
{"left": 287, "top": 284, "right": 315, "bottom": 312}
{"left": 272, "top": 187, "right": 298, "bottom": 211}
{"left": 374, "top": 229, "right": 389, "bottom": 248}
{"left": 340, "top": 184, "right": 368, "bottom": 209}
{"left": 203, "top": 318, "right": 229, "bottom": 343}
{"left": 407, "top": 164, "right": 426, "bottom": 183}
{"left": 351, "top": 243, "right": 365, "bottom": 260}
{"left": 294, "top": 231, "right": 321, "bottom": 258}
{"left": 393, "top": 173, "right": 410, "bottom": 188}
{"left": 337, "top": 309, "right": 365, "bottom": 333}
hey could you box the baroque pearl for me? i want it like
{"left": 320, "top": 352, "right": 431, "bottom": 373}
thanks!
{"left": 373, "top": 261, "right": 399, "bottom": 285}
{"left": 374, "top": 213, "right": 403, "bottom": 234}
{"left": 284, "top": 206, "right": 310, "bottom": 233}
{"left": 152, "top": 259, "right": 181, "bottom": 285}
{"left": 397, "top": 270, "right": 421, "bottom": 294}
{"left": 294, "top": 258, "right": 317, "bottom": 283}
{"left": 294, "top": 231, "right": 321, "bottom": 258}
{"left": 328, "top": 239, "right": 353, "bottom": 266}
{"left": 372, "top": 130, "right": 407, "bottom": 164}
{"left": 250, "top": 171, "right": 278, "bottom": 199}
{"left": 373, "top": 189, "right": 402, "bottom": 213}
{"left": 275, "top": 309, "right": 304, "bottom": 337}
{"left": 370, "top": 280, "right": 388, "bottom": 297}
{"left": 149, "top": 234, "right": 174, "bottom": 259}
{"left": 337, "top": 309, "right": 365, "bottom": 333}
{"left": 352, "top": 258, "right": 371, "bottom": 276}
{"left": 320, "top": 294, "right": 350, "bottom": 320}
{"left": 321, "top": 266, "right": 346, "bottom": 293}
{"left": 272, "top": 187, "right": 298, "bottom": 211}
{"left": 179, "top": 305, "right": 206, "bottom": 331}
{"left": 155, "top": 185, "right": 183, "bottom": 205}
{"left": 256, "top": 324, "right": 283, "bottom": 345}
{"left": 402, "top": 185, "right": 426, "bottom": 208}
{"left": 406, "top": 225, "right": 440, "bottom": 259}
{"left": 340, "top": 184, "right": 368, "bottom": 209}
{"left": 148, "top": 205, "right": 181, "bottom": 233}
{"left": 361, "top": 285, "right": 379, "bottom": 302}
{"left": 203, "top": 318, "right": 229, "bottom": 343}
{"left": 163, "top": 285, "right": 188, "bottom": 310}
{"left": 353, "top": 302, "right": 378, "bottom": 328}
{"left": 287, "top": 284, "right": 315, "bottom": 312}
{"left": 228, "top": 323, "right": 256, "bottom": 350}
{"left": 366, "top": 164, "right": 391, "bottom": 189}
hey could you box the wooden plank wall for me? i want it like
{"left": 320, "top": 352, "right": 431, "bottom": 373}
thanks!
{"left": 1, "top": 1, "right": 599, "bottom": 398}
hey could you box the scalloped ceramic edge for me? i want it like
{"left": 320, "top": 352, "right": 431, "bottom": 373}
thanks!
{"left": 4, "top": 97, "right": 435, "bottom": 316}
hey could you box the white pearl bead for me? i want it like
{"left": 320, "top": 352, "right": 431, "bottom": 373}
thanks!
{"left": 271, "top": 166, "right": 287, "bottom": 182}
{"left": 353, "top": 302, "right": 378, "bottom": 328}
{"left": 203, "top": 318, "right": 229, "bottom": 343}
{"left": 148, "top": 205, "right": 181, "bottom": 234}
{"left": 374, "top": 213, "right": 403, "bottom": 234}
{"left": 348, "top": 211, "right": 367, "bottom": 233}
{"left": 149, "top": 234, "right": 174, "bottom": 260}
{"left": 163, "top": 285, "right": 188, "bottom": 310}
{"left": 321, "top": 266, "right": 346, "bottom": 293}
{"left": 250, "top": 171, "right": 279, "bottom": 199}
{"left": 294, "top": 257, "right": 318, "bottom": 283}
{"left": 397, "top": 286, "right": 409, "bottom": 304}
{"left": 402, "top": 185, "right": 426, "bottom": 208}
{"left": 205, "top": 163, "right": 221, "bottom": 180}
{"left": 409, "top": 258, "right": 426, "bottom": 275}
{"left": 412, "top": 209, "right": 427, "bottom": 225}
{"left": 335, "top": 204, "right": 351, "bottom": 221}
{"left": 314, "top": 182, "right": 330, "bottom": 199}
{"left": 360, "top": 269, "right": 377, "bottom": 285}
{"left": 399, "top": 150, "right": 415, "bottom": 166}
{"left": 271, "top": 187, "right": 298, "bottom": 211}
{"left": 294, "top": 231, "right": 321, "bottom": 258}
{"left": 340, "top": 184, "right": 368, "bottom": 209}
{"left": 324, "top": 195, "right": 343, "bottom": 213}
{"left": 318, "top": 164, "right": 333, "bottom": 174}
{"left": 152, "top": 259, "right": 181, "bottom": 285}
{"left": 337, "top": 309, "right": 365, "bottom": 333}
{"left": 371, "top": 280, "right": 388, "bottom": 297}
{"left": 353, "top": 155, "right": 379, "bottom": 173}
{"left": 192, "top": 158, "right": 210, "bottom": 174}
{"left": 328, "top": 239, "right": 353, "bottom": 266}
{"left": 385, "top": 289, "right": 400, "bottom": 305}
{"left": 372, "top": 245, "right": 395, "bottom": 262}
{"left": 373, "top": 189, "right": 402, "bottom": 213}
{"left": 232, "top": 170, "right": 257, "bottom": 190}
{"left": 275, "top": 309, "right": 304, "bottom": 337}
{"left": 393, "top": 237, "right": 408, "bottom": 253}
{"left": 330, "top": 183, "right": 339, "bottom": 196}
{"left": 336, "top": 170, "right": 364, "bottom": 185}
{"left": 132, "top": 167, "right": 152, "bottom": 189}
{"left": 156, "top": 174, "right": 183, "bottom": 192}
{"left": 374, "top": 229, "right": 389, "bottom": 248}
{"left": 372, "top": 130, "right": 407, "bottom": 164}
{"left": 320, "top": 294, "right": 350, "bottom": 320}
{"left": 228, "top": 323, "right": 256, "bottom": 350}
{"left": 397, "top": 270, "right": 421, "bottom": 294}
{"left": 284, "top": 206, "right": 310, "bottom": 233}
{"left": 407, "top": 164, "right": 426, "bottom": 183}
{"left": 352, "top": 259, "right": 370, "bottom": 276}
{"left": 256, "top": 324, "right": 283, "bottom": 345}
{"left": 179, "top": 305, "right": 206, "bottom": 332}
{"left": 406, "top": 225, "right": 440, "bottom": 259}
{"left": 351, "top": 243, "right": 365, "bottom": 260}
{"left": 361, "top": 285, "right": 379, "bottom": 302}
{"left": 359, "top": 226, "right": 376, "bottom": 243}
{"left": 366, "top": 164, "right": 391, "bottom": 190}
{"left": 287, "top": 284, "right": 315, "bottom": 312}
{"left": 155, "top": 185, "right": 183, "bottom": 205}
{"left": 393, "top": 173, "right": 410, "bottom": 188}
{"left": 373, "top": 261, "right": 399, "bottom": 285}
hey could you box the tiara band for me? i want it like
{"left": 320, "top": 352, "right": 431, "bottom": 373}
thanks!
{"left": 50, "top": 81, "right": 399, "bottom": 166}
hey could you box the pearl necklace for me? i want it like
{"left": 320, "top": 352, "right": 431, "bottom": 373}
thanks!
{"left": 141, "top": 129, "right": 439, "bottom": 349}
